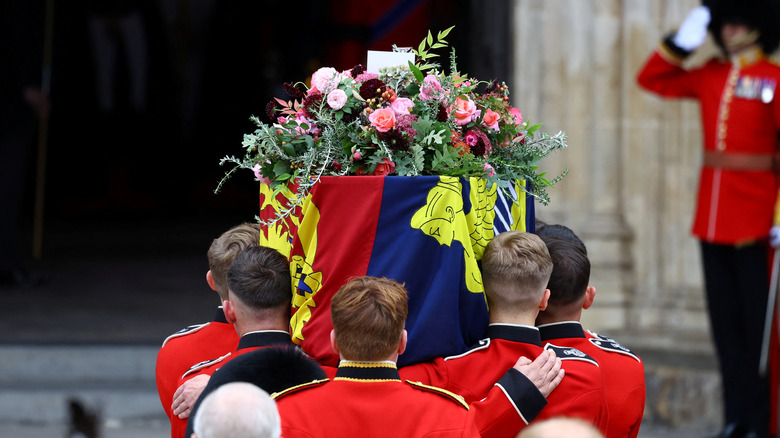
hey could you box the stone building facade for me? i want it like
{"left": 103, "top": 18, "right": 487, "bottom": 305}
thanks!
{"left": 509, "top": 0, "right": 742, "bottom": 432}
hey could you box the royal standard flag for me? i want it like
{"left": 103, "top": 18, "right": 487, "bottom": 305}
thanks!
{"left": 259, "top": 176, "right": 534, "bottom": 367}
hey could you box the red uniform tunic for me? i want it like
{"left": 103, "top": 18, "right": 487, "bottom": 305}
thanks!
{"left": 154, "top": 308, "right": 239, "bottom": 422}
{"left": 170, "top": 330, "right": 294, "bottom": 438}
{"left": 274, "top": 361, "right": 480, "bottom": 438}
{"left": 638, "top": 40, "right": 780, "bottom": 436}
{"left": 400, "top": 323, "right": 609, "bottom": 433}
{"left": 637, "top": 45, "right": 780, "bottom": 244}
{"left": 539, "top": 322, "right": 646, "bottom": 438}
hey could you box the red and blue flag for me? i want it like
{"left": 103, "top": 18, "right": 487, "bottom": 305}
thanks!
{"left": 259, "top": 175, "right": 533, "bottom": 367}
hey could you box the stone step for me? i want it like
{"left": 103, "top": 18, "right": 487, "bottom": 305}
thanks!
{"left": 0, "top": 340, "right": 723, "bottom": 436}
{"left": 0, "top": 344, "right": 165, "bottom": 424}
{"left": 623, "top": 331, "right": 723, "bottom": 436}
{"left": 0, "top": 344, "right": 158, "bottom": 384}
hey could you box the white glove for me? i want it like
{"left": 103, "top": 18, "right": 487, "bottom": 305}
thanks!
{"left": 771, "top": 226, "right": 780, "bottom": 248}
{"left": 672, "top": 6, "right": 711, "bottom": 51}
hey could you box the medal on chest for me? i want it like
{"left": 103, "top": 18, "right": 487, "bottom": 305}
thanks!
{"left": 735, "top": 75, "right": 776, "bottom": 103}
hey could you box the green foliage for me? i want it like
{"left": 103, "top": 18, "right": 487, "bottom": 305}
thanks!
{"left": 216, "top": 25, "right": 568, "bottom": 227}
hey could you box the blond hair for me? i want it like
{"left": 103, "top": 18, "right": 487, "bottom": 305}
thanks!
{"left": 330, "top": 277, "right": 408, "bottom": 361}
{"left": 482, "top": 231, "right": 553, "bottom": 310}
{"left": 207, "top": 223, "right": 262, "bottom": 300}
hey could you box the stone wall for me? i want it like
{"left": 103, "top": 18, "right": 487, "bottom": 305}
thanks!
{"left": 510, "top": 0, "right": 726, "bottom": 432}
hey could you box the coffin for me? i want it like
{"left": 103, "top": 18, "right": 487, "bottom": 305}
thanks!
{"left": 258, "top": 175, "right": 534, "bottom": 366}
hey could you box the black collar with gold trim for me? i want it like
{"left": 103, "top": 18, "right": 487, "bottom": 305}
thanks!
{"left": 237, "top": 331, "right": 293, "bottom": 350}
{"left": 487, "top": 324, "right": 543, "bottom": 347}
{"left": 334, "top": 361, "right": 401, "bottom": 381}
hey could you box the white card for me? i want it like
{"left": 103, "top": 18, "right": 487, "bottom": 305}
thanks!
{"left": 367, "top": 50, "right": 416, "bottom": 74}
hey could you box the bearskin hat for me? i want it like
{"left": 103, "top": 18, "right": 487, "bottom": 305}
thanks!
{"left": 184, "top": 346, "right": 327, "bottom": 436}
{"left": 705, "top": 0, "right": 780, "bottom": 54}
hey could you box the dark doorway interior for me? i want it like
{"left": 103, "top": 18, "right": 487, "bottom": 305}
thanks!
{"left": 2, "top": 0, "right": 510, "bottom": 343}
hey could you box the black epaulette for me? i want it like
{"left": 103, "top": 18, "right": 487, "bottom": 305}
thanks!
{"left": 161, "top": 323, "right": 209, "bottom": 347}
{"left": 443, "top": 338, "right": 490, "bottom": 361}
{"left": 544, "top": 343, "right": 599, "bottom": 367}
{"left": 586, "top": 331, "right": 641, "bottom": 363}
{"left": 180, "top": 352, "right": 232, "bottom": 379}
{"left": 405, "top": 381, "right": 469, "bottom": 409}
{"left": 271, "top": 379, "right": 330, "bottom": 400}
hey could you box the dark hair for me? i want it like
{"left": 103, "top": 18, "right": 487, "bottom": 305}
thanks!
{"left": 541, "top": 236, "right": 590, "bottom": 307}
{"left": 536, "top": 223, "right": 587, "bottom": 255}
{"left": 226, "top": 246, "right": 291, "bottom": 310}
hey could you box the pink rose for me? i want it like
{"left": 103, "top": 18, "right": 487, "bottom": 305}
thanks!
{"left": 252, "top": 163, "right": 271, "bottom": 184}
{"left": 453, "top": 96, "right": 477, "bottom": 126}
{"left": 327, "top": 89, "right": 348, "bottom": 110}
{"left": 509, "top": 106, "right": 523, "bottom": 125}
{"left": 372, "top": 158, "right": 396, "bottom": 176}
{"left": 419, "top": 75, "right": 442, "bottom": 100}
{"left": 483, "top": 162, "right": 496, "bottom": 177}
{"left": 296, "top": 115, "right": 318, "bottom": 134}
{"left": 482, "top": 109, "right": 501, "bottom": 131}
{"left": 390, "top": 97, "right": 413, "bottom": 116}
{"left": 311, "top": 67, "right": 340, "bottom": 93}
{"left": 368, "top": 107, "right": 396, "bottom": 132}
{"left": 465, "top": 131, "right": 479, "bottom": 146}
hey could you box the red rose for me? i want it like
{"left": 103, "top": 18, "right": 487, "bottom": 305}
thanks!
{"left": 372, "top": 158, "right": 396, "bottom": 176}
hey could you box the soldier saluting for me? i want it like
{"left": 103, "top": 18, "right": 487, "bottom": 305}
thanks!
{"left": 637, "top": 1, "right": 780, "bottom": 437}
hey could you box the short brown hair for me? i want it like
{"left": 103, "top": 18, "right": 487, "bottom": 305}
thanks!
{"left": 208, "top": 223, "right": 262, "bottom": 300}
{"left": 330, "top": 277, "right": 408, "bottom": 361}
{"left": 482, "top": 231, "right": 553, "bottom": 308}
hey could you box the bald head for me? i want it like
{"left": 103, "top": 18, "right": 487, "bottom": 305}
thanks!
{"left": 516, "top": 417, "right": 604, "bottom": 438}
{"left": 193, "top": 382, "right": 280, "bottom": 438}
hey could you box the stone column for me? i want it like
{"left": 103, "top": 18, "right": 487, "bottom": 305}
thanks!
{"left": 512, "top": 0, "right": 633, "bottom": 331}
{"left": 510, "top": 0, "right": 722, "bottom": 431}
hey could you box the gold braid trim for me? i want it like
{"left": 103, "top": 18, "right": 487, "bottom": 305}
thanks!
{"left": 405, "top": 380, "right": 469, "bottom": 409}
{"left": 338, "top": 361, "right": 396, "bottom": 369}
{"left": 333, "top": 377, "right": 401, "bottom": 382}
{"left": 271, "top": 378, "right": 330, "bottom": 400}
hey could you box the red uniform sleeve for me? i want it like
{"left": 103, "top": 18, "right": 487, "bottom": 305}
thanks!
{"left": 402, "top": 362, "right": 548, "bottom": 437}
{"left": 155, "top": 348, "right": 178, "bottom": 420}
{"left": 637, "top": 43, "right": 702, "bottom": 99}
{"left": 469, "top": 369, "right": 547, "bottom": 438}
